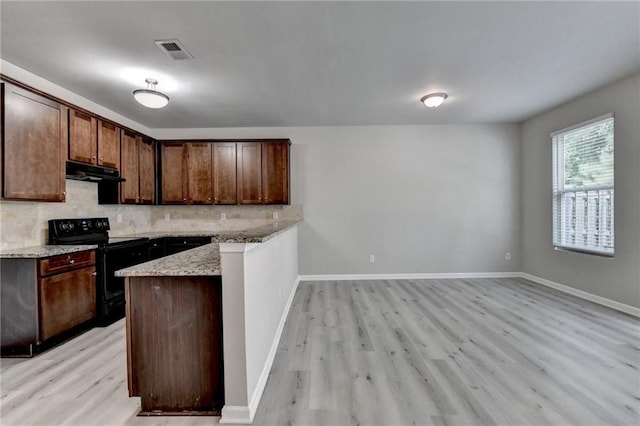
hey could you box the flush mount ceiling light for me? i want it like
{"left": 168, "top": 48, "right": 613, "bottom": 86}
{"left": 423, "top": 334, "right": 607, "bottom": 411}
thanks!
{"left": 133, "top": 78, "right": 169, "bottom": 109}
{"left": 420, "top": 92, "right": 448, "bottom": 108}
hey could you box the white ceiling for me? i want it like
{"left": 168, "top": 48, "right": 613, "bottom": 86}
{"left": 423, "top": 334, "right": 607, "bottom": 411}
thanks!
{"left": 1, "top": 1, "right": 639, "bottom": 128}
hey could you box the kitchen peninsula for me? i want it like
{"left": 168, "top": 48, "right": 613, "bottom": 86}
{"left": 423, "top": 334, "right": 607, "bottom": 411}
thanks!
{"left": 116, "top": 220, "right": 300, "bottom": 423}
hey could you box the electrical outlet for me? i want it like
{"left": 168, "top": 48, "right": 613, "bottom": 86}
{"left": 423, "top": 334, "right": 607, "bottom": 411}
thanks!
{"left": 505, "top": 252, "right": 511, "bottom": 260}
{"left": 273, "top": 211, "right": 279, "bottom": 220}
{"left": 117, "top": 214, "right": 123, "bottom": 223}
{"left": 369, "top": 254, "right": 375, "bottom": 263}
{"left": 221, "top": 213, "right": 226, "bottom": 220}
{"left": 164, "top": 213, "right": 170, "bottom": 221}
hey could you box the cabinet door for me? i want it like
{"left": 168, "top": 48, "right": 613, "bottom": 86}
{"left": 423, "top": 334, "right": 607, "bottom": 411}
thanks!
{"left": 97, "top": 120, "right": 120, "bottom": 169}
{"left": 120, "top": 130, "right": 140, "bottom": 204}
{"left": 40, "top": 266, "right": 96, "bottom": 341}
{"left": 187, "top": 143, "right": 212, "bottom": 204}
{"left": 262, "top": 142, "right": 289, "bottom": 204}
{"left": 68, "top": 109, "right": 97, "bottom": 165}
{"left": 138, "top": 138, "right": 155, "bottom": 205}
{"left": 2, "top": 84, "right": 67, "bottom": 201}
{"left": 237, "top": 142, "right": 263, "bottom": 204}
{"left": 212, "top": 142, "right": 237, "bottom": 205}
{"left": 161, "top": 143, "right": 187, "bottom": 204}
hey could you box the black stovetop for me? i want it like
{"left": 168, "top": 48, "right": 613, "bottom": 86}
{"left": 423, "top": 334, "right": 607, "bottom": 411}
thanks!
{"left": 48, "top": 217, "right": 147, "bottom": 247}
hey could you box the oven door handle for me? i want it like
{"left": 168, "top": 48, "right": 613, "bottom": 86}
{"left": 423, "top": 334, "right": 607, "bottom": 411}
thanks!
{"left": 102, "top": 240, "right": 149, "bottom": 252}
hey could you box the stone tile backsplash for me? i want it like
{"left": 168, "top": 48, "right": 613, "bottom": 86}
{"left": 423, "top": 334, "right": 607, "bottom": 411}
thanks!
{"left": 0, "top": 180, "right": 302, "bottom": 250}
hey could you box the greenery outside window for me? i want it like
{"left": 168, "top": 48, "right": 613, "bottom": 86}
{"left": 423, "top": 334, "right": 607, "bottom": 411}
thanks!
{"left": 552, "top": 114, "right": 614, "bottom": 256}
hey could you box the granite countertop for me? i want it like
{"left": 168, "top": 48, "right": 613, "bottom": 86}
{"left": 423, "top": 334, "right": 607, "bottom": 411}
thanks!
{"left": 115, "top": 220, "right": 301, "bottom": 277}
{"left": 132, "top": 231, "right": 217, "bottom": 239}
{"left": 211, "top": 220, "right": 301, "bottom": 243}
{"left": 1, "top": 220, "right": 300, "bottom": 264}
{"left": 131, "top": 219, "right": 301, "bottom": 243}
{"left": 0, "top": 245, "right": 98, "bottom": 259}
{"left": 116, "top": 243, "right": 221, "bottom": 277}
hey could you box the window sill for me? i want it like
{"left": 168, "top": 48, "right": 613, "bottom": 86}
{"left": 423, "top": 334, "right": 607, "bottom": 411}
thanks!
{"left": 553, "top": 246, "right": 615, "bottom": 258}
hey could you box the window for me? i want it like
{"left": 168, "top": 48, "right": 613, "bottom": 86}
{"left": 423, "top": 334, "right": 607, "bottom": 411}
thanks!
{"left": 552, "top": 114, "right": 614, "bottom": 256}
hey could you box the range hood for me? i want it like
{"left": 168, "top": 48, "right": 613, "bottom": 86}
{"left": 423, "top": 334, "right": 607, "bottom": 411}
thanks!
{"left": 66, "top": 161, "right": 125, "bottom": 183}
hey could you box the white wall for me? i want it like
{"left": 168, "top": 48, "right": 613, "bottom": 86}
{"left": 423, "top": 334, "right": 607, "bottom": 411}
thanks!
{"left": 154, "top": 125, "right": 522, "bottom": 275}
{"left": 243, "top": 227, "right": 299, "bottom": 412}
{"left": 521, "top": 73, "right": 640, "bottom": 309}
{"left": 219, "top": 226, "right": 299, "bottom": 424}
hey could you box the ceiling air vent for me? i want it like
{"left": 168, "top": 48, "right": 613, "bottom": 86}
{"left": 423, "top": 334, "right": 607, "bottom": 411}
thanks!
{"left": 154, "top": 39, "right": 194, "bottom": 60}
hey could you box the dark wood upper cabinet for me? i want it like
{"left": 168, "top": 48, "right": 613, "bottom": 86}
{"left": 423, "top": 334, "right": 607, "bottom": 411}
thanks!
{"left": 138, "top": 138, "right": 155, "bottom": 205}
{"left": 70, "top": 110, "right": 123, "bottom": 170}
{"left": 262, "top": 142, "right": 289, "bottom": 204}
{"left": 187, "top": 143, "right": 213, "bottom": 205}
{"left": 120, "top": 130, "right": 140, "bottom": 204}
{"left": 2, "top": 83, "right": 67, "bottom": 202}
{"left": 161, "top": 143, "right": 188, "bottom": 204}
{"left": 237, "top": 142, "right": 263, "bottom": 205}
{"left": 121, "top": 131, "right": 154, "bottom": 205}
{"left": 68, "top": 109, "right": 97, "bottom": 165}
{"left": 159, "top": 140, "right": 290, "bottom": 206}
{"left": 237, "top": 141, "right": 290, "bottom": 205}
{"left": 161, "top": 142, "right": 213, "bottom": 205}
{"left": 97, "top": 120, "right": 120, "bottom": 169}
{"left": 212, "top": 143, "right": 237, "bottom": 205}
{"left": 2, "top": 80, "right": 160, "bottom": 206}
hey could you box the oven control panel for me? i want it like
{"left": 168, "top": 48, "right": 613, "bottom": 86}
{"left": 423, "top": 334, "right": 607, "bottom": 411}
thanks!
{"left": 48, "top": 217, "right": 110, "bottom": 243}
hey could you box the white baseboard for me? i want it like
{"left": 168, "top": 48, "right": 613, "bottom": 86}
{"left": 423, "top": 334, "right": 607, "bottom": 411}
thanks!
{"left": 219, "top": 405, "right": 252, "bottom": 424}
{"left": 299, "top": 272, "right": 521, "bottom": 281}
{"left": 227, "top": 276, "right": 300, "bottom": 424}
{"left": 520, "top": 272, "right": 640, "bottom": 318}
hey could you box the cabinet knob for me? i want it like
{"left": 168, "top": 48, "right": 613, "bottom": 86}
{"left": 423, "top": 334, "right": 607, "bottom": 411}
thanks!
{"left": 92, "top": 156, "right": 96, "bottom": 160}
{"left": 207, "top": 197, "right": 211, "bottom": 201}
{"left": 62, "top": 191, "right": 66, "bottom": 195}
{"left": 91, "top": 272, "right": 97, "bottom": 276}
{"left": 69, "top": 259, "right": 75, "bottom": 264}
{"left": 183, "top": 198, "right": 187, "bottom": 201}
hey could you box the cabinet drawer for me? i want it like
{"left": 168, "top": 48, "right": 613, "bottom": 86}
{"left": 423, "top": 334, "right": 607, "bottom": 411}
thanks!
{"left": 164, "top": 237, "right": 212, "bottom": 255}
{"left": 40, "top": 266, "right": 96, "bottom": 341}
{"left": 166, "top": 236, "right": 211, "bottom": 246}
{"left": 40, "top": 251, "right": 95, "bottom": 276}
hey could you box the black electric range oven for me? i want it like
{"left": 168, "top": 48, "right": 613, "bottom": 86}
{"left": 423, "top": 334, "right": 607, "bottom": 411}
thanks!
{"left": 48, "top": 218, "right": 149, "bottom": 326}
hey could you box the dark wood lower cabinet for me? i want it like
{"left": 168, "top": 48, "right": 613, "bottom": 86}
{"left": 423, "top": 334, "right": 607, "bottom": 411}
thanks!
{"left": 40, "top": 267, "right": 96, "bottom": 341}
{"left": 0, "top": 251, "right": 96, "bottom": 357}
{"left": 125, "top": 276, "right": 224, "bottom": 415}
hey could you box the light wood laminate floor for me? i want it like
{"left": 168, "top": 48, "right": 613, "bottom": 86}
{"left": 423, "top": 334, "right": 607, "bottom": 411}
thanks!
{"left": 1, "top": 278, "right": 639, "bottom": 425}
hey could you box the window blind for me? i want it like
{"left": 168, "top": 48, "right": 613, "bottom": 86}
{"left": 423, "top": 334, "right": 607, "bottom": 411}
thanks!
{"left": 552, "top": 114, "right": 614, "bottom": 255}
